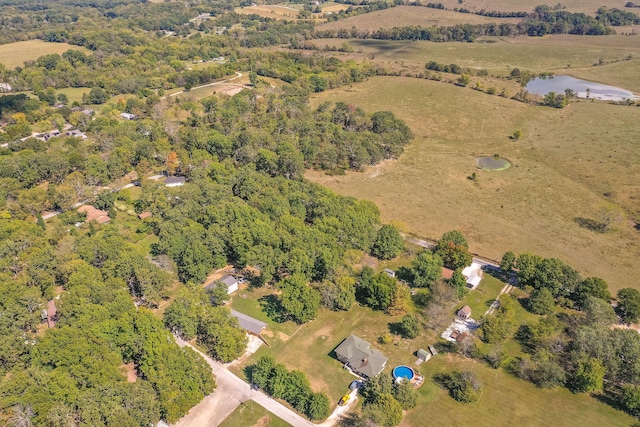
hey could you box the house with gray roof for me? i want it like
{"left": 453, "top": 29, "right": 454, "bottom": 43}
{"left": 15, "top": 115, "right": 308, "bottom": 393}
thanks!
{"left": 334, "top": 334, "right": 388, "bottom": 378}
{"left": 165, "top": 176, "right": 186, "bottom": 187}
{"left": 230, "top": 310, "right": 267, "bottom": 335}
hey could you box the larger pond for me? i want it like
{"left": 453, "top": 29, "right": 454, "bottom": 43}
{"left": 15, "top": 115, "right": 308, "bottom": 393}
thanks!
{"left": 525, "top": 75, "right": 640, "bottom": 102}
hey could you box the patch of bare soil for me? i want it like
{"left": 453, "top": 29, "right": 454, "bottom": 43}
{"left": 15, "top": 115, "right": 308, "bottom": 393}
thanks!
{"left": 120, "top": 362, "right": 138, "bottom": 383}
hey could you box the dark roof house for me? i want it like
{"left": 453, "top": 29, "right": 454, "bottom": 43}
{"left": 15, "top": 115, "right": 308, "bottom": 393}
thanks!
{"left": 334, "top": 334, "right": 388, "bottom": 378}
{"left": 230, "top": 310, "right": 267, "bottom": 335}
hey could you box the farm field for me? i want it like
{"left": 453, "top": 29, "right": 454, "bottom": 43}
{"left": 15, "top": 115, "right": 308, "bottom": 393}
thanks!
{"left": 0, "top": 40, "right": 90, "bottom": 69}
{"left": 235, "top": 4, "right": 303, "bottom": 20}
{"left": 305, "top": 35, "right": 640, "bottom": 92}
{"left": 401, "top": 355, "right": 635, "bottom": 426}
{"left": 432, "top": 0, "right": 630, "bottom": 14}
{"left": 318, "top": 6, "right": 521, "bottom": 32}
{"left": 308, "top": 76, "right": 640, "bottom": 293}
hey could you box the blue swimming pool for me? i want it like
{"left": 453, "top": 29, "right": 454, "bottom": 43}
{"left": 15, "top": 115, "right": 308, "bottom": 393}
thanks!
{"left": 392, "top": 365, "right": 414, "bottom": 381}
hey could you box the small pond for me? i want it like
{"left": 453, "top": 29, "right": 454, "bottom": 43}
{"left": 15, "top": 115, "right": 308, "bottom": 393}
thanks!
{"left": 525, "top": 75, "right": 640, "bottom": 102}
{"left": 476, "top": 156, "right": 511, "bottom": 171}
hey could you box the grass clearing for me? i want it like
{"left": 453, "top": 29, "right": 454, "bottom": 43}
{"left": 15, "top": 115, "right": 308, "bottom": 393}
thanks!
{"left": 459, "top": 275, "right": 506, "bottom": 318}
{"left": 402, "top": 355, "right": 635, "bottom": 426}
{"left": 235, "top": 4, "right": 303, "bottom": 20}
{"left": 0, "top": 40, "right": 90, "bottom": 69}
{"left": 307, "top": 76, "right": 640, "bottom": 292}
{"left": 318, "top": 6, "right": 521, "bottom": 32}
{"left": 219, "top": 401, "right": 291, "bottom": 427}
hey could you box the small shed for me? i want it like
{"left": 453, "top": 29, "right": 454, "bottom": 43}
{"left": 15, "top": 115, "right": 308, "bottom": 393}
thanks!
{"left": 457, "top": 305, "right": 472, "bottom": 320}
{"left": 138, "top": 211, "right": 152, "bottom": 220}
{"left": 384, "top": 269, "right": 396, "bottom": 278}
{"left": 416, "top": 348, "right": 431, "bottom": 365}
{"left": 428, "top": 345, "right": 438, "bottom": 356}
{"left": 441, "top": 267, "right": 454, "bottom": 280}
{"left": 120, "top": 112, "right": 137, "bottom": 120}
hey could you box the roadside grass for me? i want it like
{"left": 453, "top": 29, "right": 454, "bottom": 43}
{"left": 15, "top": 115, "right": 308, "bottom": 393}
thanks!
{"left": 307, "top": 76, "right": 640, "bottom": 293}
{"left": 0, "top": 40, "right": 90, "bottom": 69}
{"left": 318, "top": 6, "right": 521, "bottom": 33}
{"left": 219, "top": 401, "right": 291, "bottom": 427}
{"left": 402, "top": 354, "right": 635, "bottom": 427}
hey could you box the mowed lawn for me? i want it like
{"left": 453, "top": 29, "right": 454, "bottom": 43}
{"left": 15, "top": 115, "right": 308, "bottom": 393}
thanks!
{"left": 307, "top": 77, "right": 640, "bottom": 292}
{"left": 0, "top": 40, "right": 90, "bottom": 69}
{"left": 318, "top": 6, "right": 521, "bottom": 32}
{"left": 402, "top": 355, "right": 635, "bottom": 427}
{"left": 219, "top": 400, "right": 291, "bottom": 427}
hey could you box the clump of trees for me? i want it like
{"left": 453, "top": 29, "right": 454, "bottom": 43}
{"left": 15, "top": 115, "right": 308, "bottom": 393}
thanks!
{"left": 360, "top": 373, "right": 417, "bottom": 427}
{"left": 357, "top": 267, "right": 410, "bottom": 315}
{"left": 248, "top": 356, "right": 330, "bottom": 421}
{"left": 434, "top": 370, "right": 482, "bottom": 403}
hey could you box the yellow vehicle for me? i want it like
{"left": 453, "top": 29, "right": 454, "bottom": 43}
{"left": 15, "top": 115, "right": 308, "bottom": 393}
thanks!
{"left": 338, "top": 393, "right": 350, "bottom": 406}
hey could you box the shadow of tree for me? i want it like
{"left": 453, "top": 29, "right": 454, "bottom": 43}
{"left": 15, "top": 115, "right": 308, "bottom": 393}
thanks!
{"left": 574, "top": 217, "right": 605, "bottom": 232}
{"left": 258, "top": 294, "right": 287, "bottom": 323}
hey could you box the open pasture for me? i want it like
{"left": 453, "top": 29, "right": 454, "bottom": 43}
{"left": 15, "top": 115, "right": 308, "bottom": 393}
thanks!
{"left": 235, "top": 4, "right": 303, "bottom": 20}
{"left": 432, "top": 0, "right": 630, "bottom": 15}
{"left": 0, "top": 40, "right": 90, "bottom": 69}
{"left": 318, "top": 6, "right": 521, "bottom": 32}
{"left": 308, "top": 76, "right": 640, "bottom": 292}
{"left": 401, "top": 355, "right": 635, "bottom": 426}
{"left": 306, "top": 35, "right": 640, "bottom": 91}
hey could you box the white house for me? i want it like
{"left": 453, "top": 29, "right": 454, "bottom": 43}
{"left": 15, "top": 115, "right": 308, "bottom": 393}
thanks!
{"left": 120, "top": 112, "right": 137, "bottom": 120}
{"left": 461, "top": 262, "right": 483, "bottom": 290}
{"left": 205, "top": 274, "right": 239, "bottom": 294}
{"left": 165, "top": 176, "right": 185, "bottom": 187}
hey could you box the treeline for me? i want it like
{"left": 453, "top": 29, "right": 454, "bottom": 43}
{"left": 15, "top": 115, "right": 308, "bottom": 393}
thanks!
{"left": 0, "top": 219, "right": 215, "bottom": 425}
{"left": 249, "top": 356, "right": 330, "bottom": 420}
{"left": 325, "top": 0, "right": 393, "bottom": 22}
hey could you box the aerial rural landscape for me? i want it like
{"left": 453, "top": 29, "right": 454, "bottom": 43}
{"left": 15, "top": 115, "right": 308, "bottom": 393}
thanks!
{"left": 0, "top": 0, "right": 639, "bottom": 426}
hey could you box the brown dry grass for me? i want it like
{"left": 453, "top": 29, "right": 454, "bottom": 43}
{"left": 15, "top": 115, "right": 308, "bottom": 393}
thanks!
{"left": 318, "top": 6, "right": 521, "bottom": 32}
{"left": 0, "top": 40, "right": 90, "bottom": 69}
{"left": 235, "top": 5, "right": 302, "bottom": 20}
{"left": 432, "top": 0, "right": 629, "bottom": 14}
{"left": 308, "top": 76, "right": 640, "bottom": 292}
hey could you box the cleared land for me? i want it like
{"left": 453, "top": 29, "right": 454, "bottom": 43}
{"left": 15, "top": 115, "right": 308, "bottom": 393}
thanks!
{"left": 318, "top": 6, "right": 521, "bottom": 32}
{"left": 401, "top": 355, "right": 635, "bottom": 426}
{"left": 308, "top": 76, "right": 640, "bottom": 293}
{"left": 433, "top": 0, "right": 630, "bottom": 14}
{"left": 235, "top": 4, "right": 303, "bottom": 20}
{"left": 0, "top": 40, "right": 90, "bottom": 69}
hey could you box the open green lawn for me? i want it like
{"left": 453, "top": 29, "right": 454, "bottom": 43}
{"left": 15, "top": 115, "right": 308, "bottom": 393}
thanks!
{"left": 219, "top": 401, "right": 291, "bottom": 427}
{"left": 459, "top": 275, "right": 506, "bottom": 319}
{"left": 401, "top": 355, "right": 635, "bottom": 426}
{"left": 0, "top": 40, "right": 90, "bottom": 69}
{"left": 231, "top": 292, "right": 436, "bottom": 405}
{"left": 307, "top": 77, "right": 640, "bottom": 293}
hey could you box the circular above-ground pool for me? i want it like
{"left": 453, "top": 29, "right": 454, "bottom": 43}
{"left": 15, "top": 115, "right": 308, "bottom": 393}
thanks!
{"left": 392, "top": 365, "right": 415, "bottom": 381}
{"left": 475, "top": 156, "right": 511, "bottom": 171}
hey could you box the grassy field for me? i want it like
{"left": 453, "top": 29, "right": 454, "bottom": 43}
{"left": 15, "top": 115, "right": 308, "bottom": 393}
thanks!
{"left": 0, "top": 40, "right": 90, "bottom": 69}
{"left": 307, "top": 76, "right": 640, "bottom": 293}
{"left": 306, "top": 35, "right": 640, "bottom": 92}
{"left": 401, "top": 355, "right": 635, "bottom": 426}
{"left": 433, "top": 0, "right": 630, "bottom": 14}
{"left": 219, "top": 401, "right": 291, "bottom": 427}
{"left": 235, "top": 4, "right": 303, "bottom": 20}
{"left": 318, "top": 6, "right": 521, "bottom": 32}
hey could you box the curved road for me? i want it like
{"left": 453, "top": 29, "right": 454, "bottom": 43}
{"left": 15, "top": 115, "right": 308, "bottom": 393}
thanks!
{"left": 174, "top": 337, "right": 317, "bottom": 427}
